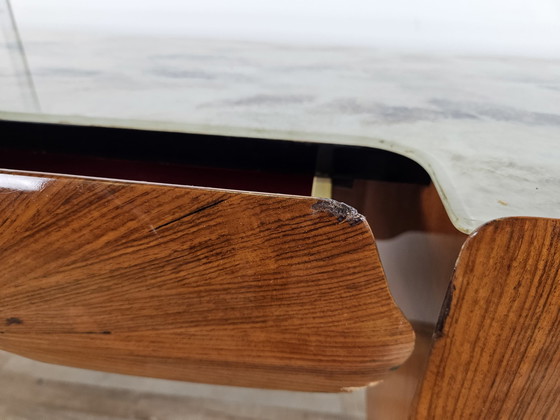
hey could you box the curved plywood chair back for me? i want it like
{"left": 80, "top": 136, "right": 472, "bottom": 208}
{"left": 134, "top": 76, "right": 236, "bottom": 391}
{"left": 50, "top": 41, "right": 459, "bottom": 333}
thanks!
{"left": 413, "top": 217, "right": 560, "bottom": 418}
{"left": 0, "top": 170, "right": 414, "bottom": 392}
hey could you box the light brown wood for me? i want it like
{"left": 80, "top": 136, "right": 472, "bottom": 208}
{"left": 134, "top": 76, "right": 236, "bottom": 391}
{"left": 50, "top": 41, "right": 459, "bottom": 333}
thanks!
{"left": 0, "top": 170, "right": 413, "bottom": 392}
{"left": 412, "top": 217, "right": 560, "bottom": 418}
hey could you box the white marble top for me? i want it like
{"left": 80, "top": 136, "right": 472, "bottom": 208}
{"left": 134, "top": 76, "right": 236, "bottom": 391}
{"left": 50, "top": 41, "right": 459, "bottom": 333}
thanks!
{"left": 1, "top": 30, "right": 560, "bottom": 233}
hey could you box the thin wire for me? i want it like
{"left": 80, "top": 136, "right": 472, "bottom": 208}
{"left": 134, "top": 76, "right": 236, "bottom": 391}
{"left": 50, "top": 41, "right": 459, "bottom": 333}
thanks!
{"left": 0, "top": 0, "right": 40, "bottom": 112}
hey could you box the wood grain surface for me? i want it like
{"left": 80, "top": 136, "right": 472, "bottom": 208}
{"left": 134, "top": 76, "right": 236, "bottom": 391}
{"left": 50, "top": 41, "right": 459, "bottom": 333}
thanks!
{"left": 0, "top": 170, "right": 413, "bottom": 392}
{"left": 412, "top": 217, "right": 560, "bottom": 418}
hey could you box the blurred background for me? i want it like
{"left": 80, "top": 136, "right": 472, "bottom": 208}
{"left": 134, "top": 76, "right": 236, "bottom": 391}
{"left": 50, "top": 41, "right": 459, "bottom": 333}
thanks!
{"left": 8, "top": 0, "right": 560, "bottom": 57}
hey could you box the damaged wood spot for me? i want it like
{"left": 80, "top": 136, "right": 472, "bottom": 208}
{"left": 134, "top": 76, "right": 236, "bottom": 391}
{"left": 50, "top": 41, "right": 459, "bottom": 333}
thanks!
{"left": 340, "top": 381, "right": 381, "bottom": 392}
{"left": 312, "top": 199, "right": 365, "bottom": 226}
{"left": 5, "top": 317, "right": 23, "bottom": 326}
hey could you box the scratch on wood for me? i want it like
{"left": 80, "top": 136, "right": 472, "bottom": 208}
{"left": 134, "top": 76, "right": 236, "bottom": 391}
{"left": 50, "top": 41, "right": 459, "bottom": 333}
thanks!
{"left": 312, "top": 199, "right": 365, "bottom": 226}
{"left": 5, "top": 317, "right": 23, "bottom": 326}
{"left": 154, "top": 199, "right": 226, "bottom": 231}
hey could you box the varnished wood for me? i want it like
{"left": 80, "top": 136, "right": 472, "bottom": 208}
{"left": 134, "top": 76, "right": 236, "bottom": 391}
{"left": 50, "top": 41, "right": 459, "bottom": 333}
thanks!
{"left": 412, "top": 217, "right": 560, "bottom": 418}
{"left": 0, "top": 170, "right": 413, "bottom": 392}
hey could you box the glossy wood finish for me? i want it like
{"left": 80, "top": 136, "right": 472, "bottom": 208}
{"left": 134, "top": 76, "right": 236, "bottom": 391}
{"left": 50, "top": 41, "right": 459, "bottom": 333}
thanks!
{"left": 0, "top": 170, "right": 413, "bottom": 392}
{"left": 412, "top": 217, "right": 560, "bottom": 418}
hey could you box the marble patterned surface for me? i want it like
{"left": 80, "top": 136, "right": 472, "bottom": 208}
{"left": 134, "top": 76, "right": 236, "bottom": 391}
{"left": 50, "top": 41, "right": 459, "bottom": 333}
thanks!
{"left": 1, "top": 29, "right": 560, "bottom": 232}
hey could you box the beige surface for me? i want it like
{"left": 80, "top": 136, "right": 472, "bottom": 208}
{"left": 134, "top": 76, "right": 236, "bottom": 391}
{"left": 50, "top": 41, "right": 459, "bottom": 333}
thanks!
{"left": 0, "top": 351, "right": 365, "bottom": 420}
